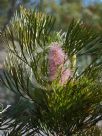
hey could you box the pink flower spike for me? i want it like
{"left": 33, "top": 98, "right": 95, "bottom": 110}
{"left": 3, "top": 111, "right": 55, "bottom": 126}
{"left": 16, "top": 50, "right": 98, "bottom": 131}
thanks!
{"left": 49, "top": 43, "right": 65, "bottom": 66}
{"left": 61, "top": 68, "right": 72, "bottom": 85}
{"left": 49, "top": 60, "right": 57, "bottom": 80}
{"left": 48, "top": 43, "right": 66, "bottom": 81}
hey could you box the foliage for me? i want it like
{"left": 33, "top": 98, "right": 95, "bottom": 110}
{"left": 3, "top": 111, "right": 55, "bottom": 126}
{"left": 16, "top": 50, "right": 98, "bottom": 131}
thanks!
{"left": 0, "top": 6, "right": 102, "bottom": 135}
{"left": 41, "top": 0, "right": 102, "bottom": 32}
{"left": 82, "top": 3, "right": 102, "bottom": 31}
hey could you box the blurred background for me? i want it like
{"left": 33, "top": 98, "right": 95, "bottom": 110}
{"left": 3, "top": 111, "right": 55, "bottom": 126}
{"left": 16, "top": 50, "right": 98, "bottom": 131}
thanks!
{"left": 1, "top": 0, "right": 102, "bottom": 31}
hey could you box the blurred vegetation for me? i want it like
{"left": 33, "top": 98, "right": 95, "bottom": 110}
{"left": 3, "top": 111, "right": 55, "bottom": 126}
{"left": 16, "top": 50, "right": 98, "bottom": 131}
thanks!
{"left": 40, "top": 0, "right": 102, "bottom": 31}
{"left": 1, "top": 0, "right": 102, "bottom": 31}
{"left": 0, "top": 0, "right": 15, "bottom": 30}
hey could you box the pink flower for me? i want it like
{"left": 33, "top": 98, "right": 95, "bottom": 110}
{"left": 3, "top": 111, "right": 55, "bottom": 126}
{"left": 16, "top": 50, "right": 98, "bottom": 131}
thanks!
{"left": 48, "top": 43, "right": 65, "bottom": 80}
{"left": 60, "top": 68, "right": 72, "bottom": 85}
{"left": 49, "top": 43, "right": 65, "bottom": 65}
{"left": 49, "top": 60, "right": 57, "bottom": 80}
{"left": 48, "top": 42, "right": 72, "bottom": 84}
